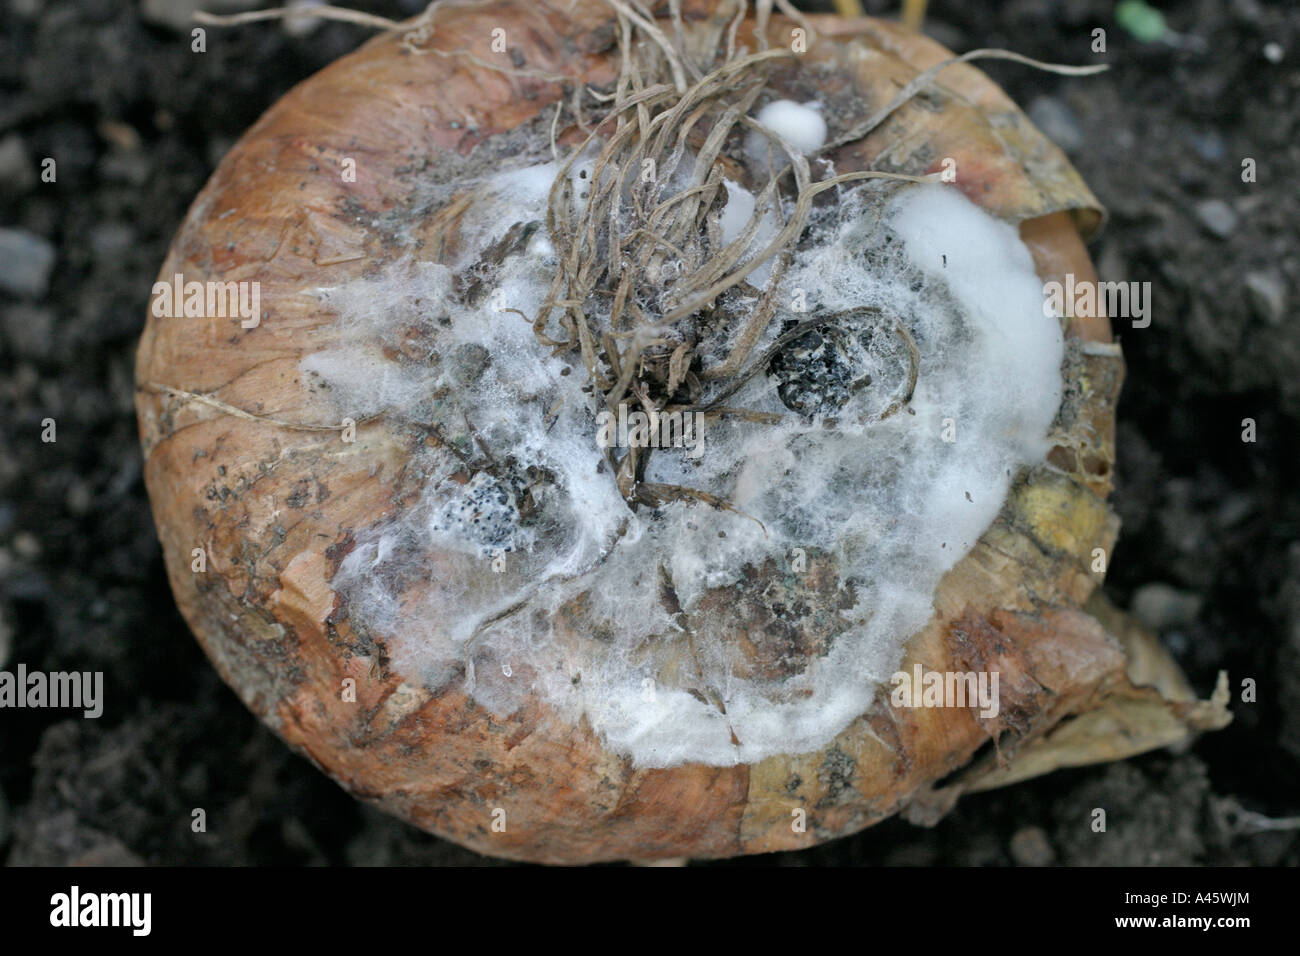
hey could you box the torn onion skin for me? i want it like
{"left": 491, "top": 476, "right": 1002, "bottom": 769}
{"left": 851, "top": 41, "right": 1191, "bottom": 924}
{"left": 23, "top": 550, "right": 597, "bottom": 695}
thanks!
{"left": 1020, "top": 211, "right": 1112, "bottom": 344}
{"left": 135, "top": 1, "right": 1222, "bottom": 864}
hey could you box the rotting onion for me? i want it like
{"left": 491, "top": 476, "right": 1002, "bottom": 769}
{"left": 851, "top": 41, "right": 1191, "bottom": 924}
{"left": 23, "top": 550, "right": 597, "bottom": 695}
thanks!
{"left": 135, "top": 0, "right": 1230, "bottom": 863}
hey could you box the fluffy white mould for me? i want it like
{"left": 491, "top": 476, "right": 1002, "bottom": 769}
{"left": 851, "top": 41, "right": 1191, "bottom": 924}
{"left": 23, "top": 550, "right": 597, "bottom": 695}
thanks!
{"left": 749, "top": 99, "right": 827, "bottom": 157}
{"left": 303, "top": 156, "right": 1064, "bottom": 769}
{"left": 719, "top": 178, "right": 757, "bottom": 245}
{"left": 719, "top": 178, "right": 781, "bottom": 287}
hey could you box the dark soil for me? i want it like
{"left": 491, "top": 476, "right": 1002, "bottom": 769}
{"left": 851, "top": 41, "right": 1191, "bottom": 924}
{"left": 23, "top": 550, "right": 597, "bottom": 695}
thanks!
{"left": 1, "top": 0, "right": 1296, "bottom": 866}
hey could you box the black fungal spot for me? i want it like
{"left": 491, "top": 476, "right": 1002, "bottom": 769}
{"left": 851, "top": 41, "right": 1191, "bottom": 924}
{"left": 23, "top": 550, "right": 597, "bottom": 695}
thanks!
{"left": 767, "top": 318, "right": 878, "bottom": 416}
{"left": 429, "top": 473, "right": 523, "bottom": 556}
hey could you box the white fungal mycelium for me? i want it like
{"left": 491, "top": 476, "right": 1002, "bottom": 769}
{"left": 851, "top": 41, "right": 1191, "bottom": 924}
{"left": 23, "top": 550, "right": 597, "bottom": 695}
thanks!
{"left": 748, "top": 99, "right": 828, "bottom": 157}
{"left": 299, "top": 130, "right": 1065, "bottom": 769}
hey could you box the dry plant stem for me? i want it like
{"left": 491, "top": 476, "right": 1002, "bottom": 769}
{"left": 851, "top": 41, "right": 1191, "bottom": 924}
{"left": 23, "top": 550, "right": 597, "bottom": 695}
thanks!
{"left": 143, "top": 382, "right": 379, "bottom": 432}
{"left": 192, "top": 4, "right": 407, "bottom": 30}
{"left": 196, "top": 1, "right": 569, "bottom": 79}
{"left": 607, "top": 0, "right": 690, "bottom": 93}
{"left": 818, "top": 48, "right": 1108, "bottom": 157}
{"left": 899, "top": 0, "right": 924, "bottom": 30}
{"left": 771, "top": 0, "right": 816, "bottom": 40}
{"left": 547, "top": 55, "right": 796, "bottom": 331}
{"left": 193, "top": 0, "right": 495, "bottom": 38}
{"left": 530, "top": 6, "right": 951, "bottom": 511}
{"left": 661, "top": 167, "right": 935, "bottom": 326}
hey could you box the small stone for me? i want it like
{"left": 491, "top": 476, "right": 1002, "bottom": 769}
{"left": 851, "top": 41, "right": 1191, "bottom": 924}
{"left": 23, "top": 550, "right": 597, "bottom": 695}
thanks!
{"left": 12, "top": 531, "right": 42, "bottom": 560}
{"left": 1009, "top": 826, "right": 1056, "bottom": 866}
{"left": 1194, "top": 199, "right": 1238, "bottom": 239}
{"left": 1231, "top": 0, "right": 1262, "bottom": 23}
{"left": 0, "top": 228, "right": 56, "bottom": 298}
{"left": 1244, "top": 270, "right": 1286, "bottom": 325}
{"left": 98, "top": 149, "right": 151, "bottom": 187}
{"left": 96, "top": 119, "right": 142, "bottom": 152}
{"left": 1187, "top": 128, "right": 1226, "bottom": 163}
{"left": 1, "top": 304, "right": 55, "bottom": 360}
{"left": 1132, "top": 582, "right": 1203, "bottom": 631}
{"left": 0, "top": 134, "right": 35, "bottom": 194}
{"left": 1214, "top": 492, "right": 1255, "bottom": 529}
{"left": 90, "top": 222, "right": 135, "bottom": 258}
{"left": 1027, "top": 96, "right": 1083, "bottom": 153}
{"left": 67, "top": 482, "right": 93, "bottom": 517}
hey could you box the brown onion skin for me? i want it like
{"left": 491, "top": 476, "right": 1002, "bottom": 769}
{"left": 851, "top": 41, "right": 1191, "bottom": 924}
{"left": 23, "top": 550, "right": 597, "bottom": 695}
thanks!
{"left": 136, "top": 1, "right": 1124, "bottom": 863}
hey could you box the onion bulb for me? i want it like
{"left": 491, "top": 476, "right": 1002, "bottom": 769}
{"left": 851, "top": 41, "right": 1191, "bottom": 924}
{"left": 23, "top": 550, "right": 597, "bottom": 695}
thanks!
{"left": 135, "top": 0, "right": 1230, "bottom": 863}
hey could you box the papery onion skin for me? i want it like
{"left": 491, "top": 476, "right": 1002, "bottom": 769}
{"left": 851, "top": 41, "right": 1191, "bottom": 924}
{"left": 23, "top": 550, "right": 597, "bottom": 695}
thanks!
{"left": 135, "top": 1, "right": 1215, "bottom": 864}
